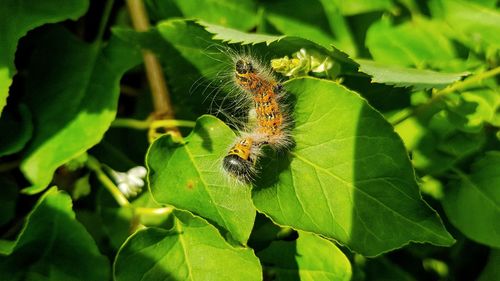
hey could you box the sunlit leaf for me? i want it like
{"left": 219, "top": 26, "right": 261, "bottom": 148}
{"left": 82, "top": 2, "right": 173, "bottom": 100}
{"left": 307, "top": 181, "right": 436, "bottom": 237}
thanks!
{"left": 258, "top": 231, "right": 352, "bottom": 281}
{"left": 147, "top": 115, "right": 256, "bottom": 244}
{"left": 114, "top": 211, "right": 262, "bottom": 281}
{"left": 20, "top": 26, "right": 141, "bottom": 194}
{"left": 357, "top": 59, "right": 469, "bottom": 90}
{"left": 252, "top": 77, "right": 454, "bottom": 256}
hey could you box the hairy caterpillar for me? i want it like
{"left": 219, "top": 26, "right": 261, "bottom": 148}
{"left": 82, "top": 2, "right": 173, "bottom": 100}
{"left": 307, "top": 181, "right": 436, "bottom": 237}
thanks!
{"left": 222, "top": 54, "right": 293, "bottom": 184}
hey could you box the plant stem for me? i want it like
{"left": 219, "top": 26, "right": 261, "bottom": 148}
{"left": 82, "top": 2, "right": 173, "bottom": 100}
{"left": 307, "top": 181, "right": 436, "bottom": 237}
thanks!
{"left": 434, "top": 66, "right": 500, "bottom": 97}
{"left": 125, "top": 0, "right": 177, "bottom": 124}
{"left": 134, "top": 206, "right": 173, "bottom": 216}
{"left": 96, "top": 0, "right": 115, "bottom": 43}
{"left": 111, "top": 118, "right": 196, "bottom": 130}
{"left": 86, "top": 156, "right": 130, "bottom": 206}
{"left": 392, "top": 66, "right": 500, "bottom": 126}
{"left": 0, "top": 159, "right": 21, "bottom": 172}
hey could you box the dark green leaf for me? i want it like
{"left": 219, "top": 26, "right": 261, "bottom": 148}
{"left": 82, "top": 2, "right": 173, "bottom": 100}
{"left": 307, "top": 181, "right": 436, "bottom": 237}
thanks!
{"left": 443, "top": 152, "right": 500, "bottom": 247}
{"left": 20, "top": 26, "right": 141, "bottom": 194}
{"left": 0, "top": 177, "right": 17, "bottom": 227}
{"left": 0, "top": 103, "right": 32, "bottom": 157}
{"left": 0, "top": 0, "right": 88, "bottom": 116}
{"left": 0, "top": 187, "right": 109, "bottom": 281}
{"left": 478, "top": 250, "right": 500, "bottom": 281}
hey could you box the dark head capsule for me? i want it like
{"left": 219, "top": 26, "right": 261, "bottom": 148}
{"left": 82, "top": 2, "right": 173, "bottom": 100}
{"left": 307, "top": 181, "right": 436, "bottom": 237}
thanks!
{"left": 235, "top": 59, "right": 254, "bottom": 75}
{"left": 223, "top": 154, "right": 254, "bottom": 183}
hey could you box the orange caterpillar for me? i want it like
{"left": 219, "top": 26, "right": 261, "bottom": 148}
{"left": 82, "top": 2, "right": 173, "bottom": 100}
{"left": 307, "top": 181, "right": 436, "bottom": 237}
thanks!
{"left": 222, "top": 55, "right": 292, "bottom": 183}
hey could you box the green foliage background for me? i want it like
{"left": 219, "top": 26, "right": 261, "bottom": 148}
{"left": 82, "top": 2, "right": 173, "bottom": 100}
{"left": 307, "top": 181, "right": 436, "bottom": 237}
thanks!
{"left": 0, "top": 0, "right": 499, "bottom": 280}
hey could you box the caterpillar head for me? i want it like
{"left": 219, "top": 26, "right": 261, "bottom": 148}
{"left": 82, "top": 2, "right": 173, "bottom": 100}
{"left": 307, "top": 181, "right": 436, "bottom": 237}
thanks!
{"left": 222, "top": 154, "right": 254, "bottom": 184}
{"left": 235, "top": 59, "right": 255, "bottom": 75}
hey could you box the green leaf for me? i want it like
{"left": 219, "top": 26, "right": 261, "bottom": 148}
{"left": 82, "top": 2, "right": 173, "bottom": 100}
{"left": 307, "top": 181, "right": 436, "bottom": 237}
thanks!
{"left": 430, "top": 0, "right": 500, "bottom": 52}
{"left": 200, "top": 20, "right": 285, "bottom": 45}
{"left": 146, "top": 115, "right": 256, "bottom": 244}
{"left": 356, "top": 59, "right": 469, "bottom": 90}
{"left": 98, "top": 187, "right": 169, "bottom": 250}
{"left": 0, "top": 187, "right": 109, "bottom": 281}
{"left": 172, "top": 0, "right": 257, "bottom": 30}
{"left": 114, "top": 211, "right": 262, "bottom": 281}
{"left": 0, "top": 0, "right": 88, "bottom": 116}
{"left": 478, "top": 250, "right": 500, "bottom": 281}
{"left": 197, "top": 21, "right": 357, "bottom": 71}
{"left": 332, "top": 0, "right": 394, "bottom": 15}
{"left": 20, "top": 26, "right": 141, "bottom": 194}
{"left": 318, "top": 0, "right": 357, "bottom": 56}
{"left": 258, "top": 0, "right": 336, "bottom": 48}
{"left": 365, "top": 17, "right": 457, "bottom": 69}
{"left": 395, "top": 108, "right": 485, "bottom": 175}
{"left": 0, "top": 103, "right": 32, "bottom": 157}
{"left": 258, "top": 231, "right": 352, "bottom": 281}
{"left": 114, "top": 20, "right": 356, "bottom": 116}
{"left": 442, "top": 152, "right": 500, "bottom": 248}
{"left": 252, "top": 77, "right": 454, "bottom": 256}
{"left": 0, "top": 177, "right": 17, "bottom": 227}
{"left": 445, "top": 88, "right": 500, "bottom": 133}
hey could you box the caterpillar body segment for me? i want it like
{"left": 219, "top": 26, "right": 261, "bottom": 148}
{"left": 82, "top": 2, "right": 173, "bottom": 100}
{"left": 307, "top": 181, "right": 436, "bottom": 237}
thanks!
{"left": 221, "top": 54, "right": 293, "bottom": 185}
{"left": 234, "top": 58, "right": 291, "bottom": 150}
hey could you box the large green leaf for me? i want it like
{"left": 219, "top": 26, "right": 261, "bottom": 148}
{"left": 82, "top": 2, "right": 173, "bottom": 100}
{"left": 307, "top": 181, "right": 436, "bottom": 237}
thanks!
{"left": 252, "top": 77, "right": 454, "bottom": 256}
{"left": 198, "top": 21, "right": 356, "bottom": 68}
{"left": 0, "top": 187, "right": 109, "bottom": 281}
{"left": 442, "top": 152, "right": 500, "bottom": 247}
{"left": 201, "top": 20, "right": 285, "bottom": 45}
{"left": 122, "top": 20, "right": 453, "bottom": 255}
{"left": 20, "top": 26, "right": 141, "bottom": 194}
{"left": 430, "top": 0, "right": 500, "bottom": 51}
{"left": 172, "top": 0, "right": 257, "bottom": 30}
{"left": 0, "top": 0, "right": 88, "bottom": 116}
{"left": 114, "top": 211, "right": 262, "bottom": 281}
{"left": 478, "top": 250, "right": 500, "bottom": 281}
{"left": 257, "top": 231, "right": 352, "bottom": 281}
{"left": 365, "top": 17, "right": 457, "bottom": 69}
{"left": 146, "top": 115, "right": 256, "bottom": 244}
{"left": 356, "top": 59, "right": 468, "bottom": 90}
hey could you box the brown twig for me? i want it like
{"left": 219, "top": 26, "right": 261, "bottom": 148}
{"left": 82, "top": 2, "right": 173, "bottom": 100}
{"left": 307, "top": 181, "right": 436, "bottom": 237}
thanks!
{"left": 125, "top": 0, "right": 178, "bottom": 133}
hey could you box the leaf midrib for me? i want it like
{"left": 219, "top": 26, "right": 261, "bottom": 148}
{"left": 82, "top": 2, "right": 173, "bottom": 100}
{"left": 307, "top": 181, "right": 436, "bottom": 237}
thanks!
{"left": 291, "top": 152, "right": 450, "bottom": 241}
{"left": 181, "top": 142, "right": 233, "bottom": 236}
